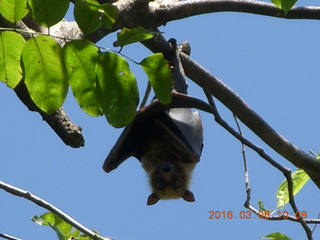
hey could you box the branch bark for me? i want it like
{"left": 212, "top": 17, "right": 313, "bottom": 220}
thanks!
{"left": 88, "top": 0, "right": 320, "bottom": 43}
{"left": 0, "top": 233, "right": 24, "bottom": 240}
{"left": 149, "top": 0, "right": 320, "bottom": 26}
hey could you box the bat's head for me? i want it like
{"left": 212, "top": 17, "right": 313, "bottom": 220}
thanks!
{"left": 145, "top": 161, "right": 196, "bottom": 205}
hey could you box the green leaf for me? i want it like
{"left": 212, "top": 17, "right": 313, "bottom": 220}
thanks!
{"left": 21, "top": 36, "right": 68, "bottom": 114}
{"left": 140, "top": 53, "right": 173, "bottom": 105}
{"left": 100, "top": 3, "right": 118, "bottom": 29}
{"left": 261, "top": 232, "right": 292, "bottom": 240}
{"left": 0, "top": 31, "right": 25, "bottom": 88}
{"left": 276, "top": 168, "right": 310, "bottom": 208}
{"left": 95, "top": 52, "right": 139, "bottom": 128}
{"left": 62, "top": 40, "right": 102, "bottom": 116}
{"left": 32, "top": 212, "right": 81, "bottom": 240}
{"left": 117, "top": 26, "right": 155, "bottom": 47}
{"left": 271, "top": 0, "right": 297, "bottom": 14}
{"left": 74, "top": 0, "right": 117, "bottom": 35}
{"left": 258, "top": 200, "right": 266, "bottom": 211}
{"left": 32, "top": 212, "right": 55, "bottom": 226}
{"left": 27, "top": 0, "right": 69, "bottom": 27}
{"left": 0, "top": 0, "right": 29, "bottom": 23}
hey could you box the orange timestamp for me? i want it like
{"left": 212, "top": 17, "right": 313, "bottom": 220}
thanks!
{"left": 208, "top": 210, "right": 307, "bottom": 219}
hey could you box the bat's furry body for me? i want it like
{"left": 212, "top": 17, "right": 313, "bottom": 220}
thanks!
{"left": 103, "top": 40, "right": 204, "bottom": 205}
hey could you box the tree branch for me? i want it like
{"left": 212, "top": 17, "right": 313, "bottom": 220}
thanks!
{"left": 179, "top": 52, "right": 320, "bottom": 188}
{"left": 0, "top": 234, "right": 24, "bottom": 240}
{"left": 0, "top": 180, "right": 111, "bottom": 240}
{"left": 88, "top": 0, "right": 320, "bottom": 43}
{"left": 232, "top": 116, "right": 313, "bottom": 239}
{"left": 149, "top": 0, "right": 320, "bottom": 26}
{"left": 137, "top": 90, "right": 320, "bottom": 237}
{"left": 14, "top": 81, "right": 84, "bottom": 148}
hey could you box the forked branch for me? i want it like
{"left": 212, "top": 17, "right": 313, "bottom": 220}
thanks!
{"left": 179, "top": 52, "right": 320, "bottom": 188}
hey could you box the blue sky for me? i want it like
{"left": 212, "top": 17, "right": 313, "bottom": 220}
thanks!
{"left": 1, "top": 1, "right": 320, "bottom": 239}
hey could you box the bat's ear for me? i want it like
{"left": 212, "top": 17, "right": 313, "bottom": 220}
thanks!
{"left": 147, "top": 193, "right": 160, "bottom": 205}
{"left": 182, "top": 190, "right": 195, "bottom": 202}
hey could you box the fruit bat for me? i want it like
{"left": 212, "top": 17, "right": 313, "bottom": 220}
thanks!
{"left": 103, "top": 40, "right": 204, "bottom": 205}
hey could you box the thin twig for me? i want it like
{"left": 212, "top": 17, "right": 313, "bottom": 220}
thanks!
{"left": 204, "top": 89, "right": 252, "bottom": 213}
{"left": 0, "top": 234, "right": 24, "bottom": 240}
{"left": 233, "top": 115, "right": 251, "bottom": 207}
{"left": 245, "top": 204, "right": 319, "bottom": 223}
{"left": 311, "top": 213, "right": 320, "bottom": 233}
{"left": 0, "top": 181, "right": 111, "bottom": 240}
{"left": 284, "top": 170, "right": 313, "bottom": 239}
{"left": 201, "top": 91, "right": 314, "bottom": 239}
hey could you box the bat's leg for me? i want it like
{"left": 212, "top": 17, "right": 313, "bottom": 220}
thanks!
{"left": 169, "top": 38, "right": 188, "bottom": 94}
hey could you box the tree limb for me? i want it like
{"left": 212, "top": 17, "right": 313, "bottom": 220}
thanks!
{"left": 149, "top": 0, "right": 320, "bottom": 26}
{"left": 88, "top": 0, "right": 320, "bottom": 43}
{"left": 0, "top": 233, "right": 24, "bottom": 240}
{"left": 179, "top": 52, "right": 320, "bottom": 188}
{"left": 0, "top": 180, "right": 111, "bottom": 240}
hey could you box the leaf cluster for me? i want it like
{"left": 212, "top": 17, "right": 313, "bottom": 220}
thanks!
{"left": 0, "top": 32, "right": 172, "bottom": 127}
{"left": 0, "top": 0, "right": 300, "bottom": 128}
{"left": 0, "top": 0, "right": 173, "bottom": 128}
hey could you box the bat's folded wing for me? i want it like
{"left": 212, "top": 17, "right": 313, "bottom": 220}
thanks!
{"left": 103, "top": 100, "right": 204, "bottom": 173}
{"left": 103, "top": 101, "right": 162, "bottom": 173}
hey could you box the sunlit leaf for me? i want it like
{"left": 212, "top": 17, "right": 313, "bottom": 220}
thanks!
{"left": 271, "top": 0, "right": 297, "bottom": 14}
{"left": 116, "top": 26, "right": 155, "bottom": 47}
{"left": 32, "top": 212, "right": 81, "bottom": 240}
{"left": 276, "top": 168, "right": 310, "bottom": 208}
{"left": 140, "top": 53, "right": 173, "bottom": 105}
{"left": 74, "top": 0, "right": 117, "bottom": 35}
{"left": 62, "top": 40, "right": 102, "bottom": 116}
{"left": 32, "top": 212, "right": 55, "bottom": 226}
{"left": 261, "top": 232, "right": 292, "bottom": 240}
{"left": 0, "top": 0, "right": 29, "bottom": 23}
{"left": 21, "top": 36, "right": 68, "bottom": 114}
{"left": 0, "top": 31, "right": 25, "bottom": 88}
{"left": 27, "top": 0, "right": 70, "bottom": 27}
{"left": 95, "top": 52, "right": 139, "bottom": 128}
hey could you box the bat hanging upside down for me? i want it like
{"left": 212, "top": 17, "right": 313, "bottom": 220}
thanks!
{"left": 103, "top": 100, "right": 203, "bottom": 205}
{"left": 103, "top": 38, "right": 203, "bottom": 205}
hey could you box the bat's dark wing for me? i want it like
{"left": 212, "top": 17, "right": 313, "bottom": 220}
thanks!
{"left": 103, "top": 100, "right": 203, "bottom": 173}
{"left": 102, "top": 100, "right": 161, "bottom": 173}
